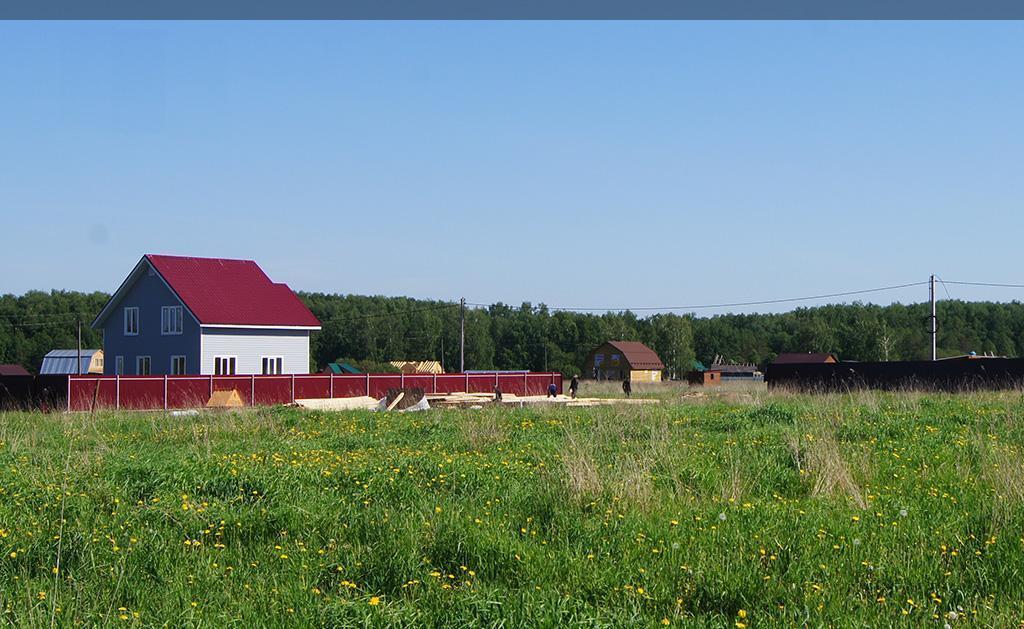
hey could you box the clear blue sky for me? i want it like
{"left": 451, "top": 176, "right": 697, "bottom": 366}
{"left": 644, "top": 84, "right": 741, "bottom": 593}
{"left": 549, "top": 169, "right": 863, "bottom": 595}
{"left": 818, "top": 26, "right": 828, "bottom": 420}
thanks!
{"left": 2, "top": 21, "right": 1023, "bottom": 314}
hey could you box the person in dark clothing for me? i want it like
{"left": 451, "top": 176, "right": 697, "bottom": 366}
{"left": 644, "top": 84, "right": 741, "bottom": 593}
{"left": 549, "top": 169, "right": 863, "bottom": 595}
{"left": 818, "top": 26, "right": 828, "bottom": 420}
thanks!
{"left": 622, "top": 379, "right": 632, "bottom": 397}
{"left": 569, "top": 375, "right": 579, "bottom": 399}
{"left": 547, "top": 383, "right": 558, "bottom": 398}
{"left": 494, "top": 386, "right": 503, "bottom": 403}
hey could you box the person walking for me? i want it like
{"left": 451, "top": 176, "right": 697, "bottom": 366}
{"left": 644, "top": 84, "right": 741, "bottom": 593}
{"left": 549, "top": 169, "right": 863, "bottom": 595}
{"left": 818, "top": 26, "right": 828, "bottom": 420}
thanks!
{"left": 622, "top": 378, "right": 632, "bottom": 398}
{"left": 569, "top": 375, "right": 579, "bottom": 399}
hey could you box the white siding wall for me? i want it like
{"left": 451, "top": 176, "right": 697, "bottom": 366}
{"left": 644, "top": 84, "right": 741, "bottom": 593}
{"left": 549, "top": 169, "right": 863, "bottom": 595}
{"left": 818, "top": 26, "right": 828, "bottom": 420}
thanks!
{"left": 199, "top": 328, "right": 311, "bottom": 375}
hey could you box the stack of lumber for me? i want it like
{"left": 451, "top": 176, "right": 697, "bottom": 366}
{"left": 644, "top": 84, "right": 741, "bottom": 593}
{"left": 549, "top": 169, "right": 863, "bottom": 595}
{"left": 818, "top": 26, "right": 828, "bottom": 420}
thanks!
{"left": 425, "top": 392, "right": 659, "bottom": 409}
{"left": 294, "top": 396, "right": 378, "bottom": 411}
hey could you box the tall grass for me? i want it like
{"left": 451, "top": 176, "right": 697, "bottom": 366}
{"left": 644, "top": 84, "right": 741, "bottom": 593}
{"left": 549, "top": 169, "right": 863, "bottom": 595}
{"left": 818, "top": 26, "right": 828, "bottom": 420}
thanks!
{"left": 2, "top": 391, "right": 1024, "bottom": 626}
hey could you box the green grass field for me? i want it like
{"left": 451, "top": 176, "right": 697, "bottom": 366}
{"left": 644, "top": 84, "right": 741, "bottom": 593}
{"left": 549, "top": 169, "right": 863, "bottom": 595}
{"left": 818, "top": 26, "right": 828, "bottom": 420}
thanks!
{"left": 2, "top": 390, "right": 1024, "bottom": 626}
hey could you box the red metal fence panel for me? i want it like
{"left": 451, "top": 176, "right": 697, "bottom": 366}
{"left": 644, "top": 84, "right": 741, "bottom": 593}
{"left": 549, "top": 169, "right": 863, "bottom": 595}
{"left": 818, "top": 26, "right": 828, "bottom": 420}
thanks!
{"left": 167, "top": 377, "right": 211, "bottom": 409}
{"left": 368, "top": 374, "right": 402, "bottom": 399}
{"left": 330, "top": 374, "right": 367, "bottom": 398}
{"left": 66, "top": 372, "right": 562, "bottom": 411}
{"left": 294, "top": 375, "right": 330, "bottom": 400}
{"left": 253, "top": 376, "right": 291, "bottom": 406}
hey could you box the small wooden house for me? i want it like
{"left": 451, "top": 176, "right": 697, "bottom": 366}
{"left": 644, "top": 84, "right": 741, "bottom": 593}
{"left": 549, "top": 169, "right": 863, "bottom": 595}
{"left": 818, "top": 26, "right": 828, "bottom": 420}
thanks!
{"left": 585, "top": 341, "right": 664, "bottom": 382}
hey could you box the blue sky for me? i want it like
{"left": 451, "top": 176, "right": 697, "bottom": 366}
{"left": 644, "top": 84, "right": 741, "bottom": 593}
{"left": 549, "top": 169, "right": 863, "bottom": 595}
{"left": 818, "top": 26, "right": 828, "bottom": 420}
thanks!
{"left": 2, "top": 22, "right": 1023, "bottom": 313}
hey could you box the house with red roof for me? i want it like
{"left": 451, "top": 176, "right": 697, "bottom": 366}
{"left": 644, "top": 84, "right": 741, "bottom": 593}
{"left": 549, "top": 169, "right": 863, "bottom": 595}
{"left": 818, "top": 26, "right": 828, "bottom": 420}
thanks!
{"left": 92, "top": 255, "right": 321, "bottom": 375}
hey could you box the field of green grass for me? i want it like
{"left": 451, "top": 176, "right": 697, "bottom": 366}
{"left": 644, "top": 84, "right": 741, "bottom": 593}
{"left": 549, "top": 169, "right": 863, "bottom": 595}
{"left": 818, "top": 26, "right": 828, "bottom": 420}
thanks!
{"left": 3, "top": 390, "right": 1024, "bottom": 626}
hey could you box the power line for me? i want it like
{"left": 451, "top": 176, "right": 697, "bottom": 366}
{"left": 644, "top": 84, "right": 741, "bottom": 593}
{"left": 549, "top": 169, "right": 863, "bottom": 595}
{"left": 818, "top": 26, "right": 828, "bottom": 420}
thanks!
{"left": 469, "top": 281, "right": 929, "bottom": 313}
{"left": 316, "top": 303, "right": 458, "bottom": 325}
{"left": 943, "top": 280, "right": 1024, "bottom": 289}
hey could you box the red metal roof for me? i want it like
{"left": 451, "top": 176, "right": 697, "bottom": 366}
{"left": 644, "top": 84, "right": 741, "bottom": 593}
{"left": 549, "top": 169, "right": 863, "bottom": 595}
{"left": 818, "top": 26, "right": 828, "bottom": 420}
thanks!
{"left": 606, "top": 341, "right": 665, "bottom": 370}
{"left": 146, "top": 255, "right": 321, "bottom": 328}
{"left": 0, "top": 364, "right": 30, "bottom": 376}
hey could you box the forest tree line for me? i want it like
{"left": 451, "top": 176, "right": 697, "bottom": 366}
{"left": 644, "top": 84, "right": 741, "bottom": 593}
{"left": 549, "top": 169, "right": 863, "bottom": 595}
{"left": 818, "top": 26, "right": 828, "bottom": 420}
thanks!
{"left": 3, "top": 290, "right": 1024, "bottom": 376}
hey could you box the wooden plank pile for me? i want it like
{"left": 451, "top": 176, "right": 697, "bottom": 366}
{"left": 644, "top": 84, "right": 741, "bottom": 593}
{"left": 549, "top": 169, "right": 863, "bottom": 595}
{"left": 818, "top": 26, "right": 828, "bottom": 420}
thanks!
{"left": 425, "top": 391, "right": 659, "bottom": 409}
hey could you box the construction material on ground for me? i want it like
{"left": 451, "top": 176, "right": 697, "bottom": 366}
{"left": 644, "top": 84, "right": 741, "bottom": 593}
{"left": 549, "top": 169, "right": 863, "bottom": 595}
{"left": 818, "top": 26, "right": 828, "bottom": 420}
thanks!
{"left": 294, "top": 391, "right": 656, "bottom": 411}
{"left": 386, "top": 392, "right": 405, "bottom": 411}
{"left": 206, "top": 389, "right": 245, "bottom": 408}
{"left": 381, "top": 388, "right": 427, "bottom": 411}
{"left": 425, "top": 391, "right": 659, "bottom": 409}
{"left": 295, "top": 396, "right": 378, "bottom": 411}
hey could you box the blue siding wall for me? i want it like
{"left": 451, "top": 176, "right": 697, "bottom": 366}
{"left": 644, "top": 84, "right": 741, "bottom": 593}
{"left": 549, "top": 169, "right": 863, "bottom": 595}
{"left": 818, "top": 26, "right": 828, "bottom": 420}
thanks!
{"left": 101, "top": 264, "right": 201, "bottom": 375}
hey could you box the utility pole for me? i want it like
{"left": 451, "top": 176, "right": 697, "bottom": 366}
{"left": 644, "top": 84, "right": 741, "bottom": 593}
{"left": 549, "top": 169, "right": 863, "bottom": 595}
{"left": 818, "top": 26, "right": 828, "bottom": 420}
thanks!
{"left": 77, "top": 319, "right": 82, "bottom": 375}
{"left": 459, "top": 297, "right": 465, "bottom": 373}
{"left": 929, "top": 274, "right": 937, "bottom": 361}
{"left": 440, "top": 336, "right": 445, "bottom": 373}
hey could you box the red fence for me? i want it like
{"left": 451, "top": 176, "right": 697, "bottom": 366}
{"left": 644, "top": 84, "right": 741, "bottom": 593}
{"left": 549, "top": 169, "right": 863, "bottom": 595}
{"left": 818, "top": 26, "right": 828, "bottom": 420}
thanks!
{"left": 66, "top": 372, "right": 563, "bottom": 412}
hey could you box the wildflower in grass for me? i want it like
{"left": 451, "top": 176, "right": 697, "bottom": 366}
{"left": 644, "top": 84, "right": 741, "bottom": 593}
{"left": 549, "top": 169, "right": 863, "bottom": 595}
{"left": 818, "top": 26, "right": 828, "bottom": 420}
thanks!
{"left": 661, "top": 619, "right": 670, "bottom": 625}
{"left": 718, "top": 512, "right": 727, "bottom": 522}
{"left": 899, "top": 508, "right": 908, "bottom": 517}
{"left": 369, "top": 596, "right": 381, "bottom": 606}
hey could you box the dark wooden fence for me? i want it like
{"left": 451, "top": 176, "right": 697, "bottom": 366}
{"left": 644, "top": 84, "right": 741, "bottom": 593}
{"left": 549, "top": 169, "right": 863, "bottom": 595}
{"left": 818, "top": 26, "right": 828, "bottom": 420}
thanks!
{"left": 767, "top": 358, "right": 1024, "bottom": 392}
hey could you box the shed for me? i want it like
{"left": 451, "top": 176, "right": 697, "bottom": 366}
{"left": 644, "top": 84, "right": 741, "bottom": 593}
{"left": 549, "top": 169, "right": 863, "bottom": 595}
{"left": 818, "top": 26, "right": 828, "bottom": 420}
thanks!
{"left": 0, "top": 364, "right": 30, "bottom": 376}
{"left": 708, "top": 362, "right": 764, "bottom": 383}
{"left": 324, "top": 362, "right": 361, "bottom": 374}
{"left": 40, "top": 349, "right": 104, "bottom": 375}
{"left": 585, "top": 341, "right": 664, "bottom": 382}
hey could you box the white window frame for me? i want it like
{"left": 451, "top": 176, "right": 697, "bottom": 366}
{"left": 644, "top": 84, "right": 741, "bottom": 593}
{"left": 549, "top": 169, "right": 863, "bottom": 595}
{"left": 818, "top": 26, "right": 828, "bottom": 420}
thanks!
{"left": 115, "top": 356, "right": 124, "bottom": 375}
{"left": 261, "top": 356, "right": 284, "bottom": 375}
{"left": 124, "top": 307, "right": 139, "bottom": 336}
{"left": 170, "top": 355, "right": 186, "bottom": 375}
{"left": 136, "top": 355, "right": 151, "bottom": 376}
{"left": 214, "top": 356, "right": 237, "bottom": 376}
{"left": 161, "top": 306, "right": 183, "bottom": 335}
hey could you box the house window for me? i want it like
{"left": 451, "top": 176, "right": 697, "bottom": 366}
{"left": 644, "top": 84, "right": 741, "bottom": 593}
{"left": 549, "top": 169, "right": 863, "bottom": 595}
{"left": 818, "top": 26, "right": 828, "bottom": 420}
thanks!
{"left": 261, "top": 356, "right": 283, "bottom": 375}
{"left": 136, "top": 356, "right": 151, "bottom": 375}
{"left": 115, "top": 356, "right": 124, "bottom": 375}
{"left": 170, "top": 355, "right": 186, "bottom": 375}
{"left": 161, "top": 306, "right": 183, "bottom": 335}
{"left": 124, "top": 307, "right": 139, "bottom": 335}
{"left": 214, "top": 356, "right": 236, "bottom": 376}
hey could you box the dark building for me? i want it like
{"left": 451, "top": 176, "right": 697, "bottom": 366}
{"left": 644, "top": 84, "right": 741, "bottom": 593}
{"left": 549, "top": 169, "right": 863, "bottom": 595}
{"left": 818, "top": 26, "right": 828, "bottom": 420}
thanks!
{"left": 772, "top": 352, "right": 838, "bottom": 365}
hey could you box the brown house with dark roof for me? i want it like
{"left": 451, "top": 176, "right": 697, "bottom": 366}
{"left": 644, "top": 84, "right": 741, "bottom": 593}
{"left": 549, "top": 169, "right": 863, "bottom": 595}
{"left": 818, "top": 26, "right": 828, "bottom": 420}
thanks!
{"left": 584, "top": 341, "right": 664, "bottom": 382}
{"left": 772, "top": 352, "right": 838, "bottom": 365}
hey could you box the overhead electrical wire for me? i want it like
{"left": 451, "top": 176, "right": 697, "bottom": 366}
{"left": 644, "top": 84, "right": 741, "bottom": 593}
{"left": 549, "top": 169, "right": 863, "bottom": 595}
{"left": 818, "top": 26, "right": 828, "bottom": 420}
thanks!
{"left": 9, "top": 278, "right": 1024, "bottom": 331}
{"left": 943, "top": 280, "right": 1024, "bottom": 289}
{"left": 468, "top": 280, "right": 930, "bottom": 313}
